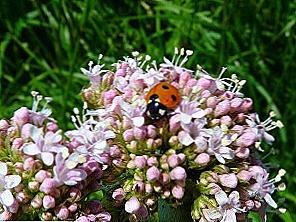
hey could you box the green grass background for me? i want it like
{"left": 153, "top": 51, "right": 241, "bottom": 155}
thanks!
{"left": 0, "top": 0, "right": 295, "bottom": 221}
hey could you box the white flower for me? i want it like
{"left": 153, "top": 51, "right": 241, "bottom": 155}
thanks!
{"left": 65, "top": 120, "right": 115, "bottom": 164}
{"left": 22, "top": 125, "right": 67, "bottom": 166}
{"left": 203, "top": 191, "right": 243, "bottom": 222}
{"left": 175, "top": 100, "right": 205, "bottom": 125}
{"left": 0, "top": 162, "right": 21, "bottom": 207}
{"left": 205, "top": 127, "right": 234, "bottom": 164}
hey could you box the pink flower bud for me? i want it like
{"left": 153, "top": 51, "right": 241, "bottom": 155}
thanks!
{"left": 13, "top": 107, "right": 29, "bottom": 127}
{"left": 125, "top": 197, "right": 141, "bottom": 213}
{"left": 160, "top": 173, "right": 170, "bottom": 185}
{"left": 97, "top": 212, "right": 112, "bottom": 222}
{"left": 134, "top": 156, "right": 147, "bottom": 169}
{"left": 172, "top": 185, "right": 185, "bottom": 199}
{"left": 35, "top": 170, "right": 51, "bottom": 183}
{"left": 76, "top": 216, "right": 89, "bottom": 222}
{"left": 123, "top": 129, "right": 134, "bottom": 142}
{"left": 103, "top": 89, "right": 117, "bottom": 105}
{"left": 236, "top": 132, "right": 256, "bottom": 147}
{"left": 254, "top": 200, "right": 261, "bottom": 209}
{"left": 235, "top": 147, "right": 250, "bottom": 159}
{"left": 43, "top": 195, "right": 55, "bottom": 209}
{"left": 122, "top": 117, "right": 132, "bottom": 130}
{"left": 230, "top": 98, "right": 243, "bottom": 112}
{"left": 208, "top": 183, "right": 222, "bottom": 195}
{"left": 31, "top": 194, "right": 43, "bottom": 209}
{"left": 23, "top": 157, "right": 36, "bottom": 171}
{"left": 170, "top": 166, "right": 186, "bottom": 180}
{"left": 167, "top": 154, "right": 180, "bottom": 168}
{"left": 237, "top": 170, "right": 252, "bottom": 181}
{"left": 146, "top": 166, "right": 160, "bottom": 182}
{"left": 219, "top": 173, "right": 238, "bottom": 188}
{"left": 69, "top": 188, "right": 82, "bottom": 201}
{"left": 14, "top": 162, "right": 24, "bottom": 174}
{"left": 197, "top": 78, "right": 212, "bottom": 90}
{"left": 194, "top": 153, "right": 210, "bottom": 166}
{"left": 145, "top": 183, "right": 153, "bottom": 193}
{"left": 68, "top": 203, "right": 78, "bottom": 213}
{"left": 16, "top": 191, "right": 29, "bottom": 203}
{"left": 146, "top": 138, "right": 154, "bottom": 149}
{"left": 177, "top": 153, "right": 186, "bottom": 163}
{"left": 147, "top": 125, "right": 157, "bottom": 138}
{"left": 147, "top": 157, "right": 158, "bottom": 167}
{"left": 220, "top": 115, "right": 232, "bottom": 126}
{"left": 40, "top": 178, "right": 58, "bottom": 194}
{"left": 28, "top": 181, "right": 40, "bottom": 191}
{"left": 134, "top": 181, "right": 145, "bottom": 193}
{"left": 201, "top": 90, "right": 211, "bottom": 98}
{"left": 112, "top": 188, "right": 125, "bottom": 201}
{"left": 214, "top": 100, "right": 230, "bottom": 117}
{"left": 206, "top": 96, "right": 218, "bottom": 108}
{"left": 248, "top": 166, "right": 266, "bottom": 178}
{"left": 7, "top": 126, "right": 16, "bottom": 137}
{"left": 222, "top": 91, "right": 234, "bottom": 100}
{"left": 242, "top": 98, "right": 253, "bottom": 112}
{"left": 231, "top": 125, "right": 244, "bottom": 134}
{"left": 134, "top": 205, "right": 148, "bottom": 220}
{"left": 11, "top": 138, "right": 23, "bottom": 150}
{"left": 115, "top": 68, "right": 126, "bottom": 77}
{"left": 179, "top": 71, "right": 191, "bottom": 86}
{"left": 57, "top": 207, "right": 69, "bottom": 220}
{"left": 0, "top": 119, "right": 9, "bottom": 131}
{"left": 46, "top": 122, "right": 58, "bottom": 132}
{"left": 42, "top": 212, "right": 53, "bottom": 221}
{"left": 169, "top": 115, "right": 181, "bottom": 133}
{"left": 133, "top": 127, "right": 146, "bottom": 140}
{"left": 110, "top": 145, "right": 121, "bottom": 158}
{"left": 245, "top": 200, "right": 255, "bottom": 210}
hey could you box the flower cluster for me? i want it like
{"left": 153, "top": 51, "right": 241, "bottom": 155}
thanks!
{"left": 0, "top": 93, "right": 110, "bottom": 221}
{"left": 0, "top": 48, "right": 285, "bottom": 221}
{"left": 80, "top": 48, "right": 285, "bottom": 222}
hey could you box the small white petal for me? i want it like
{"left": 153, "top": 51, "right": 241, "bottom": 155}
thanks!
{"left": 4, "top": 175, "right": 21, "bottom": 189}
{"left": 203, "top": 208, "right": 222, "bottom": 221}
{"left": 0, "top": 162, "right": 7, "bottom": 176}
{"left": 23, "top": 143, "right": 41, "bottom": 155}
{"left": 180, "top": 113, "right": 192, "bottom": 124}
{"left": 41, "top": 152, "right": 54, "bottom": 166}
{"left": 94, "top": 140, "right": 108, "bottom": 151}
{"left": 192, "top": 110, "right": 205, "bottom": 119}
{"left": 215, "top": 190, "right": 228, "bottom": 206}
{"left": 224, "top": 209, "right": 237, "bottom": 222}
{"left": 264, "top": 193, "right": 278, "bottom": 208}
{"left": 132, "top": 117, "right": 145, "bottom": 127}
{"left": 0, "top": 190, "right": 14, "bottom": 206}
{"left": 178, "top": 131, "right": 194, "bottom": 146}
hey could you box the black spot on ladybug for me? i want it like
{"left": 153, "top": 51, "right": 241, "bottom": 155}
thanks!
{"left": 162, "top": 85, "right": 170, "bottom": 90}
{"left": 149, "top": 94, "right": 159, "bottom": 101}
{"left": 171, "top": 95, "right": 177, "bottom": 101}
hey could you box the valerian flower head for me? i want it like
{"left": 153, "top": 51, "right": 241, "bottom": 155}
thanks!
{"left": 0, "top": 162, "right": 21, "bottom": 207}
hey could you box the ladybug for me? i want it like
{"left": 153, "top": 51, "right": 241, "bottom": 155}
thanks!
{"left": 145, "top": 82, "right": 181, "bottom": 120}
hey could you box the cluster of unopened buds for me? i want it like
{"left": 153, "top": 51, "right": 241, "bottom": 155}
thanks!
{"left": 0, "top": 48, "right": 285, "bottom": 221}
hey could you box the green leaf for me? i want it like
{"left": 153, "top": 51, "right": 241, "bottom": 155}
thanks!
{"left": 248, "top": 211, "right": 264, "bottom": 222}
{"left": 86, "top": 190, "right": 104, "bottom": 201}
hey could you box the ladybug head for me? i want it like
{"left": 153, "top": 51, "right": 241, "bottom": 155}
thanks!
{"left": 145, "top": 94, "right": 168, "bottom": 120}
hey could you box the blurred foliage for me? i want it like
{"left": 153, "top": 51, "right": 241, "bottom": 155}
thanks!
{"left": 0, "top": 0, "right": 295, "bottom": 221}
